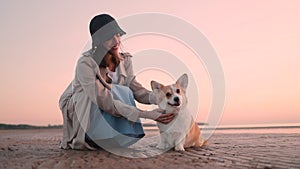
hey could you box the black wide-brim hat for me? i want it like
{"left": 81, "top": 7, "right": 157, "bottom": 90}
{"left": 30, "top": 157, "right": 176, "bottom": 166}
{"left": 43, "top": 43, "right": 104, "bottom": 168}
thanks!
{"left": 89, "top": 14, "right": 126, "bottom": 47}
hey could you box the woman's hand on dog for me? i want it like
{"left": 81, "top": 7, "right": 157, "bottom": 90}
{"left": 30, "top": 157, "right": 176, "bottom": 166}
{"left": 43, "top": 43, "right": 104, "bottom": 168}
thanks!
{"left": 155, "top": 112, "right": 175, "bottom": 124}
{"left": 141, "top": 108, "right": 175, "bottom": 124}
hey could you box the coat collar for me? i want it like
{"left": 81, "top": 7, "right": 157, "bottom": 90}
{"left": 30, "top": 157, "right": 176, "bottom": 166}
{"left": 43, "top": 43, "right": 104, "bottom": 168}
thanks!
{"left": 117, "top": 60, "right": 127, "bottom": 77}
{"left": 82, "top": 49, "right": 128, "bottom": 78}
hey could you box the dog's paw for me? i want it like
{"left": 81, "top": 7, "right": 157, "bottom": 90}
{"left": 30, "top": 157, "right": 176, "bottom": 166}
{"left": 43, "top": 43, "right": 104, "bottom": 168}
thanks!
{"left": 175, "top": 145, "right": 185, "bottom": 151}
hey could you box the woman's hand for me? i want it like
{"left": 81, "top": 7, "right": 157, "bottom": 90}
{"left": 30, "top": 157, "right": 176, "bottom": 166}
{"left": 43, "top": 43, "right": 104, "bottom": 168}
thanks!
{"left": 155, "top": 113, "right": 175, "bottom": 124}
{"left": 140, "top": 108, "right": 175, "bottom": 124}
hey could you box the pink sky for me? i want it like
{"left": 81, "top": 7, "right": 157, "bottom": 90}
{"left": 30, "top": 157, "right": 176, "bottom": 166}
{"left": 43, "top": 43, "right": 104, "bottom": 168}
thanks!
{"left": 0, "top": 1, "right": 299, "bottom": 126}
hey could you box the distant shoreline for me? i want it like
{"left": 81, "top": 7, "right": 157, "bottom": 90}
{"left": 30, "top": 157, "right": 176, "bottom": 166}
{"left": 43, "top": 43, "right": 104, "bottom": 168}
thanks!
{"left": 1, "top": 123, "right": 299, "bottom": 130}
{"left": 0, "top": 123, "right": 62, "bottom": 130}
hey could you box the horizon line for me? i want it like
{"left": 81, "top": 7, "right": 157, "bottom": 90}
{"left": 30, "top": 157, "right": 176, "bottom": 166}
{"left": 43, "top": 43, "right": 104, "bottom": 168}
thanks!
{"left": 1, "top": 123, "right": 300, "bottom": 130}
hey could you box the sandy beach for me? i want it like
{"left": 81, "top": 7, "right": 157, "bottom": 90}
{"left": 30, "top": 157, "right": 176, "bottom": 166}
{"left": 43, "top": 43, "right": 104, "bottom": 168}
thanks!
{"left": 0, "top": 128, "right": 299, "bottom": 169}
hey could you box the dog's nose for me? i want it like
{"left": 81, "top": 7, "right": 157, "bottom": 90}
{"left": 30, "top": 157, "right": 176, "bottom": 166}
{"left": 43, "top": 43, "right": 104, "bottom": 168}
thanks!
{"left": 174, "top": 97, "right": 179, "bottom": 103}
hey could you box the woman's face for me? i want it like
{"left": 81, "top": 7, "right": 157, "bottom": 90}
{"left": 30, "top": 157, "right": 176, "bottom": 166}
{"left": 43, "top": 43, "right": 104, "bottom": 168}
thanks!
{"left": 103, "top": 33, "right": 121, "bottom": 54}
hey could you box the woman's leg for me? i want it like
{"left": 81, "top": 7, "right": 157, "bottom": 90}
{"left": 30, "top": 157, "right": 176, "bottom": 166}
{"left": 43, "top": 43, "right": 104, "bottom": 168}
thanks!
{"left": 86, "top": 85, "right": 145, "bottom": 148}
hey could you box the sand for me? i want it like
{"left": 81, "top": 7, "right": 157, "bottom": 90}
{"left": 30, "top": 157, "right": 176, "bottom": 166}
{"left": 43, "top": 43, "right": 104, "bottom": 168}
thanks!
{"left": 0, "top": 128, "right": 299, "bottom": 169}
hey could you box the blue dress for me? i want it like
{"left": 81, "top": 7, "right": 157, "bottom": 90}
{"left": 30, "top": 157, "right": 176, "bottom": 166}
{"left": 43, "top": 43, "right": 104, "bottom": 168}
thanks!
{"left": 86, "top": 84, "right": 145, "bottom": 148}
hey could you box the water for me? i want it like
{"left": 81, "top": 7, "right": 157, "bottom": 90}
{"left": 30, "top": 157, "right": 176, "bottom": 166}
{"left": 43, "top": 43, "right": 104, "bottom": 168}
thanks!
{"left": 209, "top": 127, "right": 300, "bottom": 134}
{"left": 143, "top": 123, "right": 300, "bottom": 135}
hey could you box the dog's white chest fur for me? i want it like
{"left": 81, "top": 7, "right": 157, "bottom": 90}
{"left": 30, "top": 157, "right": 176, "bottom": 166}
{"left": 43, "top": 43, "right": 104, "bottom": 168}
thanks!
{"left": 157, "top": 107, "right": 191, "bottom": 132}
{"left": 156, "top": 107, "right": 193, "bottom": 149}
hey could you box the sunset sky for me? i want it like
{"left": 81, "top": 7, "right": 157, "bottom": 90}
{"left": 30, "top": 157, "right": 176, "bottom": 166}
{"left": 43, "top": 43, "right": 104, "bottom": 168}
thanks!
{"left": 0, "top": 1, "right": 299, "bottom": 126}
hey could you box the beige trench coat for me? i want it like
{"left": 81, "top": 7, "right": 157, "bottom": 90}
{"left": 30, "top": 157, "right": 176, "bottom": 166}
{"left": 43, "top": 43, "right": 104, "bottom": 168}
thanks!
{"left": 58, "top": 50, "right": 156, "bottom": 150}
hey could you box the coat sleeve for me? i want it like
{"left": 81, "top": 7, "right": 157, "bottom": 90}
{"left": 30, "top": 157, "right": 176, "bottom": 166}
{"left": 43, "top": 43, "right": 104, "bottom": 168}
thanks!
{"left": 123, "top": 54, "right": 157, "bottom": 104}
{"left": 75, "top": 57, "right": 142, "bottom": 122}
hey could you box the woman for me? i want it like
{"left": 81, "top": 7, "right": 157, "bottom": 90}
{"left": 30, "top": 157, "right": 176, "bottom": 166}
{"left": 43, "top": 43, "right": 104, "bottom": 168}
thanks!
{"left": 59, "top": 14, "right": 174, "bottom": 150}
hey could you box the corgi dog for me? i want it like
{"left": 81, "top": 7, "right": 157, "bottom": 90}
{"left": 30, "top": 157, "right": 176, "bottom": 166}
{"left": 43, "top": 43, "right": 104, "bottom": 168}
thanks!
{"left": 151, "top": 74, "right": 206, "bottom": 151}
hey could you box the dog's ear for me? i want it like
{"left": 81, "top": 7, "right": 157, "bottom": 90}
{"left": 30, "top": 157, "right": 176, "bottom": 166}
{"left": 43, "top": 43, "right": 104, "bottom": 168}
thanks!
{"left": 176, "top": 73, "right": 188, "bottom": 90}
{"left": 151, "top": 80, "right": 164, "bottom": 91}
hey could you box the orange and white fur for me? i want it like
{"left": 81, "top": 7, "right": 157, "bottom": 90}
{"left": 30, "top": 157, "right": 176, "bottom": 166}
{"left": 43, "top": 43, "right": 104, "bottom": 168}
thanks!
{"left": 151, "top": 74, "right": 206, "bottom": 151}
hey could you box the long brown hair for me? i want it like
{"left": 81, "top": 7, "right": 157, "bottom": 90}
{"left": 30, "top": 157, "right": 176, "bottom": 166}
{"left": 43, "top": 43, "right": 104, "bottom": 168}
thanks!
{"left": 99, "top": 52, "right": 121, "bottom": 71}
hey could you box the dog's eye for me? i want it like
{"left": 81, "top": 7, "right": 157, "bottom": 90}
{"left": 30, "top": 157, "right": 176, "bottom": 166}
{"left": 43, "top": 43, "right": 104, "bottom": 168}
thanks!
{"left": 176, "top": 89, "right": 180, "bottom": 94}
{"left": 166, "top": 92, "right": 171, "bottom": 97}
